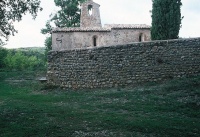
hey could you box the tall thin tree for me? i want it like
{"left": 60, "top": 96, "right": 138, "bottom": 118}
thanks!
{"left": 151, "top": 0, "right": 183, "bottom": 40}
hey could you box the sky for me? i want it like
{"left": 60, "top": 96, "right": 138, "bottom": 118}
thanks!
{"left": 5, "top": 0, "right": 200, "bottom": 49}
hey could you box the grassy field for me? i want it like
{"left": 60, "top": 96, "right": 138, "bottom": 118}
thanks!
{"left": 0, "top": 71, "right": 200, "bottom": 137}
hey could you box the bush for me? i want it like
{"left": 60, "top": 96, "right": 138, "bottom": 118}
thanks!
{"left": 4, "top": 50, "right": 46, "bottom": 71}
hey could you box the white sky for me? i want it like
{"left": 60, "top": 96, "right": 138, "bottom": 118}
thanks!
{"left": 5, "top": 0, "right": 200, "bottom": 49}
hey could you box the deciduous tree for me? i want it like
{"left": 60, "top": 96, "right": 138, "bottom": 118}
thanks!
{"left": 41, "top": 0, "right": 86, "bottom": 56}
{"left": 0, "top": 47, "right": 8, "bottom": 68}
{"left": 0, "top": 0, "right": 42, "bottom": 45}
{"left": 4, "top": 50, "right": 45, "bottom": 71}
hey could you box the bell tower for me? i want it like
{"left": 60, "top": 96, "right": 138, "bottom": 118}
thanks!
{"left": 80, "top": 0, "right": 102, "bottom": 27}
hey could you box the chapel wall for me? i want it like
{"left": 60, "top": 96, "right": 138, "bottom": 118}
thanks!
{"left": 107, "top": 29, "right": 151, "bottom": 46}
{"left": 52, "top": 29, "right": 151, "bottom": 50}
{"left": 52, "top": 32, "right": 74, "bottom": 51}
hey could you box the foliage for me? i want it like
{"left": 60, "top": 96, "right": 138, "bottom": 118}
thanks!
{"left": 151, "top": 0, "right": 183, "bottom": 40}
{"left": 1, "top": 47, "right": 46, "bottom": 71}
{"left": 5, "top": 51, "right": 37, "bottom": 70}
{"left": 41, "top": 0, "right": 86, "bottom": 34}
{"left": 15, "top": 47, "right": 46, "bottom": 60}
{"left": 0, "top": 0, "right": 42, "bottom": 45}
{"left": 40, "top": 21, "right": 53, "bottom": 35}
{"left": 41, "top": 0, "right": 86, "bottom": 56}
{"left": 44, "top": 36, "right": 52, "bottom": 61}
{"left": 0, "top": 47, "right": 8, "bottom": 68}
{"left": 0, "top": 71, "right": 200, "bottom": 136}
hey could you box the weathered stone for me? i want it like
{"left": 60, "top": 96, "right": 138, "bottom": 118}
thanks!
{"left": 47, "top": 38, "right": 200, "bottom": 89}
{"left": 51, "top": 0, "right": 151, "bottom": 51}
{"left": 46, "top": 0, "right": 200, "bottom": 89}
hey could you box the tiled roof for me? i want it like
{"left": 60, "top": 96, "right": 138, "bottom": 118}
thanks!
{"left": 52, "top": 24, "right": 151, "bottom": 32}
{"left": 52, "top": 27, "right": 111, "bottom": 32}
{"left": 104, "top": 24, "right": 151, "bottom": 29}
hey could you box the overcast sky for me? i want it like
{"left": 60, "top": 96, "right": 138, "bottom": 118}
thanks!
{"left": 5, "top": 0, "right": 200, "bottom": 49}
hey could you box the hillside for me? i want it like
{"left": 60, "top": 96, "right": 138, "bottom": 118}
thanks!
{"left": 0, "top": 71, "right": 199, "bottom": 137}
{"left": 10, "top": 47, "right": 45, "bottom": 54}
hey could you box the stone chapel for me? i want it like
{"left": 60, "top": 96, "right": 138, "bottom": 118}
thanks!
{"left": 52, "top": 0, "right": 151, "bottom": 51}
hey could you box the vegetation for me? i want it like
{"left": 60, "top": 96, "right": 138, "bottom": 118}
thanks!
{"left": 41, "top": 0, "right": 86, "bottom": 34}
{"left": 41, "top": 0, "right": 86, "bottom": 56}
{"left": 151, "top": 0, "right": 183, "bottom": 40}
{"left": 0, "top": 0, "right": 42, "bottom": 45}
{"left": 44, "top": 36, "right": 52, "bottom": 61}
{"left": 0, "top": 47, "right": 8, "bottom": 68}
{"left": 0, "top": 47, "right": 46, "bottom": 71}
{"left": 0, "top": 71, "right": 199, "bottom": 136}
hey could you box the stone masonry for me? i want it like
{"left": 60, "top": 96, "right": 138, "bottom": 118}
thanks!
{"left": 51, "top": 0, "right": 151, "bottom": 51}
{"left": 47, "top": 38, "right": 200, "bottom": 89}
{"left": 81, "top": 0, "right": 102, "bottom": 27}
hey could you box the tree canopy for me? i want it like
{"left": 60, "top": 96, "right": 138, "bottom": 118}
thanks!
{"left": 41, "top": 0, "right": 86, "bottom": 56}
{"left": 0, "top": 0, "right": 42, "bottom": 45}
{"left": 151, "top": 0, "right": 183, "bottom": 40}
{"left": 41, "top": 0, "right": 86, "bottom": 35}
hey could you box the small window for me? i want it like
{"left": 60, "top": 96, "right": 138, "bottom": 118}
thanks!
{"left": 93, "top": 36, "right": 97, "bottom": 47}
{"left": 139, "top": 34, "right": 142, "bottom": 42}
{"left": 88, "top": 5, "right": 93, "bottom": 16}
{"left": 139, "top": 33, "right": 146, "bottom": 42}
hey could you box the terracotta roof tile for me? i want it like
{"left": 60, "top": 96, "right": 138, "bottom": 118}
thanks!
{"left": 52, "top": 27, "right": 111, "bottom": 32}
{"left": 52, "top": 24, "right": 151, "bottom": 32}
{"left": 104, "top": 24, "right": 151, "bottom": 29}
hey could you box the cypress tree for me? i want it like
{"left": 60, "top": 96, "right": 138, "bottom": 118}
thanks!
{"left": 151, "top": 0, "right": 183, "bottom": 40}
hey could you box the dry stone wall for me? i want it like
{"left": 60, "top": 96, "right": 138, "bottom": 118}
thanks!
{"left": 47, "top": 38, "right": 200, "bottom": 89}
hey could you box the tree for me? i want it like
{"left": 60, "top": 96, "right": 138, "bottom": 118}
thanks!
{"left": 151, "top": 0, "right": 183, "bottom": 40}
{"left": 4, "top": 50, "right": 45, "bottom": 71}
{"left": 42, "top": 0, "right": 86, "bottom": 33}
{"left": 0, "top": 47, "right": 8, "bottom": 68}
{"left": 44, "top": 36, "right": 52, "bottom": 61}
{"left": 0, "top": 0, "right": 42, "bottom": 45}
{"left": 41, "top": 0, "right": 86, "bottom": 53}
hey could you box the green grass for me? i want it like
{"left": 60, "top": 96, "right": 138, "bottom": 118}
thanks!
{"left": 0, "top": 71, "right": 200, "bottom": 137}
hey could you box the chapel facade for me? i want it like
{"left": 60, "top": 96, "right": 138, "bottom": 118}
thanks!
{"left": 52, "top": 0, "right": 151, "bottom": 51}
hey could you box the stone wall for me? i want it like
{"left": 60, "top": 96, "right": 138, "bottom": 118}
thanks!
{"left": 47, "top": 38, "right": 200, "bottom": 89}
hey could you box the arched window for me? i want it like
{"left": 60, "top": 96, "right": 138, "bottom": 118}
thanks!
{"left": 139, "top": 33, "right": 146, "bottom": 42}
{"left": 88, "top": 5, "right": 93, "bottom": 16}
{"left": 93, "top": 36, "right": 97, "bottom": 47}
{"left": 139, "top": 34, "right": 142, "bottom": 42}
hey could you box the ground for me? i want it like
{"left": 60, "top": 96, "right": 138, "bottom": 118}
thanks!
{"left": 0, "top": 71, "right": 200, "bottom": 137}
